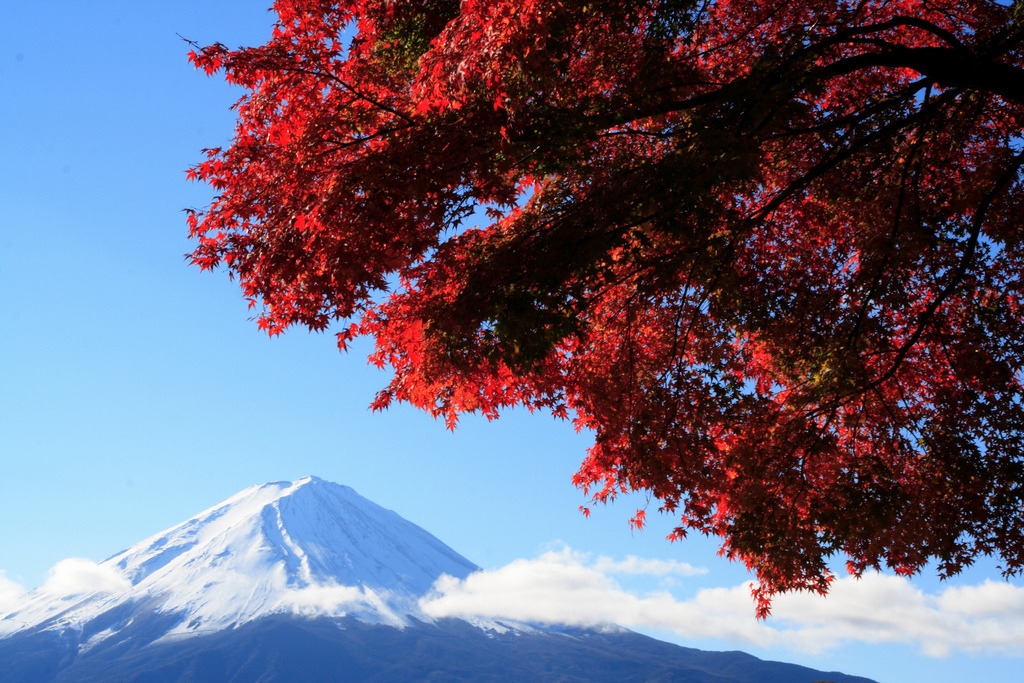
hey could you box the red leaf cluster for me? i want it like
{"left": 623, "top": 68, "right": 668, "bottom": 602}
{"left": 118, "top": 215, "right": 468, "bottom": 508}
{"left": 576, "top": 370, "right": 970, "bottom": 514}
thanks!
{"left": 187, "top": 0, "right": 1024, "bottom": 615}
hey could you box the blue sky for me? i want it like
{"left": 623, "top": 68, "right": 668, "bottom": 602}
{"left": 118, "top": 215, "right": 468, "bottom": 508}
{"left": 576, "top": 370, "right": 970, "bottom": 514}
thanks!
{"left": 1, "top": 3, "right": 1022, "bottom": 681}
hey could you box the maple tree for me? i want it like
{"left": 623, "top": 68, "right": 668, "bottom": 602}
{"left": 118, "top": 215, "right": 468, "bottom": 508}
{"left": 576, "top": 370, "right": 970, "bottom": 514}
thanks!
{"left": 187, "top": 0, "right": 1024, "bottom": 614}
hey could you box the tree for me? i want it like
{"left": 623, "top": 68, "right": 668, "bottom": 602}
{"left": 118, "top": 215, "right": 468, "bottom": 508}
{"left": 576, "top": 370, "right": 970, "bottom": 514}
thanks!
{"left": 187, "top": 0, "right": 1024, "bottom": 615}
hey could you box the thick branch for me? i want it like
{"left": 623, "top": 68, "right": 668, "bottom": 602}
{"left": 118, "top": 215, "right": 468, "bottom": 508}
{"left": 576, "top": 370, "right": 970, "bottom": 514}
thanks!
{"left": 822, "top": 46, "right": 1024, "bottom": 106}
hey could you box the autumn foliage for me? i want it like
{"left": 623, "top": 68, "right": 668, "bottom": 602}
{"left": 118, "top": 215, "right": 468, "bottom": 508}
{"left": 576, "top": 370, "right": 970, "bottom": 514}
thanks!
{"left": 187, "top": 0, "right": 1024, "bottom": 614}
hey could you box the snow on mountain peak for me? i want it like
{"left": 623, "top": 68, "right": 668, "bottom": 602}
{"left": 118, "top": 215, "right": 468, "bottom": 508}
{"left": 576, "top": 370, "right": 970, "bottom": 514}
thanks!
{"left": 0, "top": 477, "right": 478, "bottom": 642}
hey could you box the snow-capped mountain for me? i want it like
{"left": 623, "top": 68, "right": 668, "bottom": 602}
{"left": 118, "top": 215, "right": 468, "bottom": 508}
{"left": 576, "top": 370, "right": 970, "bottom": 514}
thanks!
{"left": 0, "top": 476, "right": 476, "bottom": 642}
{"left": 0, "top": 477, "right": 876, "bottom": 683}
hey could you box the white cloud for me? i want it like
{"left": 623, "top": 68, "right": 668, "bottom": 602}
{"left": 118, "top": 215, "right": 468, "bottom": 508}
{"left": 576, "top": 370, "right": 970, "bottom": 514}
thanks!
{"left": 274, "top": 582, "right": 410, "bottom": 628}
{"left": 419, "top": 547, "right": 1024, "bottom": 658}
{"left": 420, "top": 548, "right": 771, "bottom": 644}
{"left": 770, "top": 574, "right": 1024, "bottom": 657}
{"left": 591, "top": 555, "right": 707, "bottom": 577}
{"left": 0, "top": 570, "right": 26, "bottom": 614}
{"left": 39, "top": 559, "right": 131, "bottom": 597}
{"left": 278, "top": 583, "right": 366, "bottom": 615}
{"left": 936, "top": 579, "right": 1024, "bottom": 618}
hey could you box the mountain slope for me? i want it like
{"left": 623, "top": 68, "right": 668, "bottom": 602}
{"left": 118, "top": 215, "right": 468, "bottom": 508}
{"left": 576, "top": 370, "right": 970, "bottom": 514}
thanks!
{"left": 2, "top": 616, "right": 878, "bottom": 683}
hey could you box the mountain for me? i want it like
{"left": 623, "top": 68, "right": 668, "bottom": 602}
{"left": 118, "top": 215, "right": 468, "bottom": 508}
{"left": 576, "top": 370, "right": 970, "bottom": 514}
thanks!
{"left": 0, "top": 476, "right": 875, "bottom": 682}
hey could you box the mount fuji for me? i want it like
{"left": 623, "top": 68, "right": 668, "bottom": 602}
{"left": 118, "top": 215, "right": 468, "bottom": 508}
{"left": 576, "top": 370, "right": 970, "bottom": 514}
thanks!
{"left": 0, "top": 476, "right": 875, "bottom": 682}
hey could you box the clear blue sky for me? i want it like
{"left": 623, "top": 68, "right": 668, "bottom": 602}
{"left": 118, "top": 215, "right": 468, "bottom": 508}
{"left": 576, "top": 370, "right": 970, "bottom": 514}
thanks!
{"left": 1, "top": 3, "right": 1021, "bottom": 681}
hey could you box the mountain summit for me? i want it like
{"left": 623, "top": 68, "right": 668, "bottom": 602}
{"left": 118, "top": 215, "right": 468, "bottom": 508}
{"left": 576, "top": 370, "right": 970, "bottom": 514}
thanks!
{"left": 0, "top": 478, "right": 876, "bottom": 682}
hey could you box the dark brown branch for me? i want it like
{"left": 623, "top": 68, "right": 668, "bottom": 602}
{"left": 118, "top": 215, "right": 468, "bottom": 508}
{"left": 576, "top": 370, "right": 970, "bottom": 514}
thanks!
{"left": 819, "top": 46, "right": 1024, "bottom": 106}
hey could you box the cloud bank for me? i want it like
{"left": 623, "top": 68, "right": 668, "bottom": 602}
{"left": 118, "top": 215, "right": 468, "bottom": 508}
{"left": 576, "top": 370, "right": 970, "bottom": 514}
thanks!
{"left": 5, "top": 549, "right": 1022, "bottom": 658}
{"left": 420, "top": 547, "right": 1024, "bottom": 657}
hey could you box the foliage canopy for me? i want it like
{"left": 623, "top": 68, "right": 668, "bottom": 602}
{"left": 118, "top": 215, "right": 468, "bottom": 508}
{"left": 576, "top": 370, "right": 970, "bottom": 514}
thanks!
{"left": 188, "top": 0, "right": 1024, "bottom": 614}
